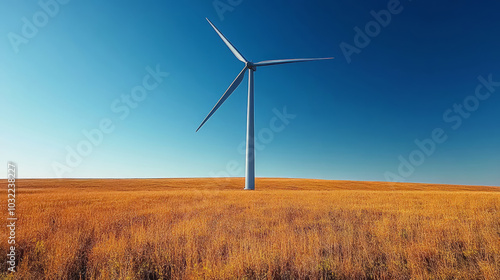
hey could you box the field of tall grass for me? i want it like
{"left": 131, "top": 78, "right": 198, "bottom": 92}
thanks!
{"left": 1, "top": 178, "right": 499, "bottom": 279}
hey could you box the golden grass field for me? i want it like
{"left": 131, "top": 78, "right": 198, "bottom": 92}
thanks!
{"left": 1, "top": 178, "right": 499, "bottom": 279}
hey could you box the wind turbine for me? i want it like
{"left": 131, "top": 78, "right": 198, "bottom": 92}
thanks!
{"left": 197, "top": 18, "right": 333, "bottom": 190}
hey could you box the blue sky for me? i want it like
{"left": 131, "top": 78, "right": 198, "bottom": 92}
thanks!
{"left": 1, "top": 0, "right": 499, "bottom": 186}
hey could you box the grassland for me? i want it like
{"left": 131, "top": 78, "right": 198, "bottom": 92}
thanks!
{"left": 1, "top": 178, "right": 499, "bottom": 279}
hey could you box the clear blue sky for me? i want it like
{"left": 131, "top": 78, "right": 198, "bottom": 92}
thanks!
{"left": 1, "top": 1, "right": 499, "bottom": 186}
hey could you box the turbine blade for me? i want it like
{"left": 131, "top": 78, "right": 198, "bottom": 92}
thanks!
{"left": 254, "top": 57, "right": 334, "bottom": 67}
{"left": 206, "top": 18, "right": 248, "bottom": 63}
{"left": 196, "top": 66, "right": 248, "bottom": 132}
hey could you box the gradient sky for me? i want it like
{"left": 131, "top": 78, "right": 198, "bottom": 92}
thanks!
{"left": 1, "top": 1, "right": 499, "bottom": 186}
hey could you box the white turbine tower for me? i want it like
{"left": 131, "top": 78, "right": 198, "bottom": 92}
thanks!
{"left": 197, "top": 18, "right": 333, "bottom": 190}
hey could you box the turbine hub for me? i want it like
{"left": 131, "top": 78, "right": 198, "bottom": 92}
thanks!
{"left": 246, "top": 62, "right": 256, "bottom": 71}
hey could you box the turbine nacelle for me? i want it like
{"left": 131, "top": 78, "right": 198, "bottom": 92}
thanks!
{"left": 246, "top": 62, "right": 256, "bottom": 71}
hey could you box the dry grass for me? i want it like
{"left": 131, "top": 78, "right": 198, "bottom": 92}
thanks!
{"left": 1, "top": 178, "right": 499, "bottom": 279}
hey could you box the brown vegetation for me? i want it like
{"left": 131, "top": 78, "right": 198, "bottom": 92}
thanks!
{"left": 1, "top": 178, "right": 499, "bottom": 279}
